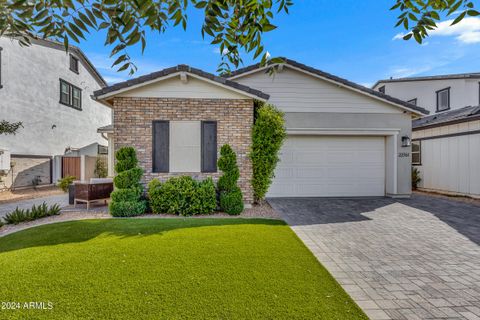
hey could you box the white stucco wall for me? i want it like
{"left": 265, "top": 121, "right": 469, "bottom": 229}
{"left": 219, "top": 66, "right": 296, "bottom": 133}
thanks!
{"left": 373, "top": 79, "right": 480, "bottom": 114}
{"left": 0, "top": 37, "right": 111, "bottom": 156}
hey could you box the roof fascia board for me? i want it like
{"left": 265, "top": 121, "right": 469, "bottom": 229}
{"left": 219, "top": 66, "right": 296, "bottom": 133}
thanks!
{"left": 96, "top": 71, "right": 267, "bottom": 101}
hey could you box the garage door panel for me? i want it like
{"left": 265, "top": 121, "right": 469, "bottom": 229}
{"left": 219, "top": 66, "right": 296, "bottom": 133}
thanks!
{"left": 268, "top": 136, "right": 386, "bottom": 197}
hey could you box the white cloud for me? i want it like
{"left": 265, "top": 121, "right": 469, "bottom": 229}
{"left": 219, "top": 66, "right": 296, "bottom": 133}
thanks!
{"left": 430, "top": 17, "right": 480, "bottom": 43}
{"left": 388, "top": 48, "right": 465, "bottom": 79}
{"left": 393, "top": 17, "right": 480, "bottom": 44}
{"left": 392, "top": 32, "right": 406, "bottom": 40}
{"left": 86, "top": 52, "right": 166, "bottom": 84}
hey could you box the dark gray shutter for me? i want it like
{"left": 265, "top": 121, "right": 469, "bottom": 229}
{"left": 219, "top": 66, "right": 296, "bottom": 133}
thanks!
{"left": 201, "top": 121, "right": 217, "bottom": 172}
{"left": 152, "top": 121, "right": 169, "bottom": 173}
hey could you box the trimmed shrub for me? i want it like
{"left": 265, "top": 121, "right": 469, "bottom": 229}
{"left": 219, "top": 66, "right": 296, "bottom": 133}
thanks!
{"left": 220, "top": 186, "right": 244, "bottom": 215}
{"left": 3, "top": 202, "right": 61, "bottom": 225}
{"left": 217, "top": 144, "right": 244, "bottom": 215}
{"left": 110, "top": 147, "right": 146, "bottom": 217}
{"left": 147, "top": 176, "right": 216, "bottom": 216}
{"left": 217, "top": 145, "right": 240, "bottom": 193}
{"left": 58, "top": 175, "right": 76, "bottom": 192}
{"left": 111, "top": 187, "right": 143, "bottom": 203}
{"left": 109, "top": 201, "right": 146, "bottom": 217}
{"left": 113, "top": 167, "right": 143, "bottom": 189}
{"left": 250, "top": 103, "right": 286, "bottom": 202}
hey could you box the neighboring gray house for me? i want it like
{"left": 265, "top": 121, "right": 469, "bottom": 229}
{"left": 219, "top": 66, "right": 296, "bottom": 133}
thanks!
{"left": 93, "top": 60, "right": 428, "bottom": 201}
{"left": 373, "top": 73, "right": 480, "bottom": 198}
{"left": 0, "top": 37, "right": 111, "bottom": 189}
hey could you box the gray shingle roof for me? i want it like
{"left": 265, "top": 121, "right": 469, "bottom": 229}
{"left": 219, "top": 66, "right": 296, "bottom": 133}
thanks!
{"left": 374, "top": 72, "right": 480, "bottom": 88}
{"left": 413, "top": 106, "right": 480, "bottom": 129}
{"left": 228, "top": 58, "right": 429, "bottom": 115}
{"left": 93, "top": 65, "right": 269, "bottom": 100}
{"left": 97, "top": 124, "right": 113, "bottom": 133}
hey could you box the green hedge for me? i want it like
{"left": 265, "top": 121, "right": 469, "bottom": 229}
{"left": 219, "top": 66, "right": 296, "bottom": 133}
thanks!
{"left": 250, "top": 103, "right": 286, "bottom": 202}
{"left": 147, "top": 176, "right": 216, "bottom": 216}
{"left": 219, "top": 186, "right": 244, "bottom": 215}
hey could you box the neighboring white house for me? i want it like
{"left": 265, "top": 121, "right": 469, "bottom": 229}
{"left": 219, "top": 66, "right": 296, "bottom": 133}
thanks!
{"left": 228, "top": 59, "right": 428, "bottom": 198}
{"left": 0, "top": 37, "right": 111, "bottom": 189}
{"left": 373, "top": 73, "right": 480, "bottom": 198}
{"left": 372, "top": 73, "right": 480, "bottom": 114}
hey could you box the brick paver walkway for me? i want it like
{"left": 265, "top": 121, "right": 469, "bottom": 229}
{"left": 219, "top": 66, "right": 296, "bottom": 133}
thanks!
{"left": 269, "top": 195, "right": 480, "bottom": 320}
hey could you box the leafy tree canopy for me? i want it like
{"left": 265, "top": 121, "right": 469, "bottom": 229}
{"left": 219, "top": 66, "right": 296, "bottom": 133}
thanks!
{"left": 0, "top": 120, "right": 23, "bottom": 135}
{"left": 392, "top": 0, "right": 480, "bottom": 43}
{"left": 0, "top": 0, "right": 292, "bottom": 74}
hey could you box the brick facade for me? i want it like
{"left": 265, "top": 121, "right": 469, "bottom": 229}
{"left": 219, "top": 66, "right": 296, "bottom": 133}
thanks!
{"left": 113, "top": 97, "right": 254, "bottom": 203}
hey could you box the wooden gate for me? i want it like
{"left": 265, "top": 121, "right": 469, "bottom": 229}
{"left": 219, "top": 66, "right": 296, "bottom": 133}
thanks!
{"left": 62, "top": 157, "right": 80, "bottom": 179}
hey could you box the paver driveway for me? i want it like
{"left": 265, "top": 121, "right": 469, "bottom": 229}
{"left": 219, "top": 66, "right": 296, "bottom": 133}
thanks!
{"left": 269, "top": 194, "right": 480, "bottom": 320}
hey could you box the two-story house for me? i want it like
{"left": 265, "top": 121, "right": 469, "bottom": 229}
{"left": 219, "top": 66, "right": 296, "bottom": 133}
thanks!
{"left": 0, "top": 37, "right": 111, "bottom": 189}
{"left": 373, "top": 74, "right": 480, "bottom": 198}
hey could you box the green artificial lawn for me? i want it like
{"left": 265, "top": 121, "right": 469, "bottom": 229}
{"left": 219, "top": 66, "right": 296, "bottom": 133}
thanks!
{"left": 0, "top": 219, "right": 367, "bottom": 319}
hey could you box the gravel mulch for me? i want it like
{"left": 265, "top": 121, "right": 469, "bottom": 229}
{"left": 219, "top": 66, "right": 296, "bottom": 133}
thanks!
{"left": 0, "top": 202, "right": 282, "bottom": 238}
{"left": 0, "top": 186, "right": 64, "bottom": 204}
{"left": 414, "top": 190, "right": 480, "bottom": 206}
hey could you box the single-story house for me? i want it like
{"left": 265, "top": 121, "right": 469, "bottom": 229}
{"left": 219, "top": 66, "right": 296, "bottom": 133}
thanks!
{"left": 412, "top": 106, "right": 480, "bottom": 198}
{"left": 94, "top": 60, "right": 429, "bottom": 203}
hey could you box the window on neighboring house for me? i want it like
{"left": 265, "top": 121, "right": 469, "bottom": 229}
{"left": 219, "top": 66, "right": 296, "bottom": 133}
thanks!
{"left": 152, "top": 120, "right": 217, "bottom": 173}
{"left": 436, "top": 87, "right": 450, "bottom": 112}
{"left": 378, "top": 85, "right": 385, "bottom": 94}
{"left": 0, "top": 46, "right": 3, "bottom": 89}
{"left": 59, "top": 79, "right": 82, "bottom": 110}
{"left": 412, "top": 140, "right": 421, "bottom": 165}
{"left": 408, "top": 98, "right": 417, "bottom": 105}
{"left": 70, "top": 54, "right": 79, "bottom": 73}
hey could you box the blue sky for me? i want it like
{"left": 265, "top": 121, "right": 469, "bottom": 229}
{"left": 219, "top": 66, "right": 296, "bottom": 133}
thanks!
{"left": 76, "top": 0, "right": 480, "bottom": 87}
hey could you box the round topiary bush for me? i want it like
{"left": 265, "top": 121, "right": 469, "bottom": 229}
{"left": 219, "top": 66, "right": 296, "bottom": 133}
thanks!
{"left": 219, "top": 186, "right": 244, "bottom": 215}
{"left": 109, "top": 147, "right": 146, "bottom": 217}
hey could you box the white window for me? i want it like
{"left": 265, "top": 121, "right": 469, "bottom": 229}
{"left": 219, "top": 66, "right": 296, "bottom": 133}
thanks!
{"left": 169, "top": 121, "right": 201, "bottom": 172}
{"left": 436, "top": 88, "right": 450, "bottom": 112}
{"left": 412, "top": 141, "right": 421, "bottom": 165}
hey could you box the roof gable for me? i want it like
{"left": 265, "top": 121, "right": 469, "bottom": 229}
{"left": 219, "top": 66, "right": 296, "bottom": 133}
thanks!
{"left": 94, "top": 65, "right": 269, "bottom": 103}
{"left": 228, "top": 58, "right": 429, "bottom": 116}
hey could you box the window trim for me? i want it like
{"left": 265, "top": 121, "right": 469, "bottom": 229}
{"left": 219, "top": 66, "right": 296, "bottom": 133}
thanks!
{"left": 201, "top": 121, "right": 218, "bottom": 173}
{"left": 69, "top": 54, "right": 79, "bottom": 74}
{"left": 436, "top": 87, "right": 450, "bottom": 112}
{"left": 412, "top": 140, "right": 422, "bottom": 166}
{"left": 378, "top": 85, "right": 385, "bottom": 94}
{"left": 407, "top": 98, "right": 417, "bottom": 106}
{"left": 59, "top": 79, "right": 82, "bottom": 110}
{"left": 152, "top": 120, "right": 170, "bottom": 173}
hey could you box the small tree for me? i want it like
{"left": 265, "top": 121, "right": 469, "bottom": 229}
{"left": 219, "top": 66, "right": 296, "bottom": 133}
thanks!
{"left": 217, "top": 144, "right": 243, "bottom": 215}
{"left": 109, "top": 147, "right": 146, "bottom": 217}
{"left": 250, "top": 104, "right": 286, "bottom": 203}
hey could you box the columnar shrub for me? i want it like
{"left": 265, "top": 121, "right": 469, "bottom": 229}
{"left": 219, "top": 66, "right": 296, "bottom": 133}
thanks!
{"left": 217, "top": 144, "right": 243, "bottom": 215}
{"left": 250, "top": 103, "right": 286, "bottom": 202}
{"left": 147, "top": 176, "right": 216, "bottom": 216}
{"left": 110, "top": 147, "right": 146, "bottom": 217}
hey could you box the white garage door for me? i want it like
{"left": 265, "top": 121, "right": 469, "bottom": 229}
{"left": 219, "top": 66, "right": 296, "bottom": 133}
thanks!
{"left": 268, "top": 136, "right": 386, "bottom": 197}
